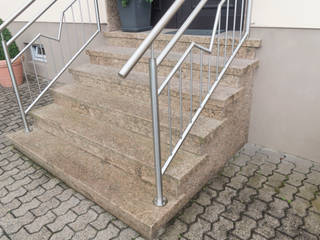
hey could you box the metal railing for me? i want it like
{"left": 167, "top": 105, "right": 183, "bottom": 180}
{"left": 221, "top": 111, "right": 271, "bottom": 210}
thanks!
{"left": 1, "top": 0, "right": 101, "bottom": 132}
{"left": 119, "top": 0, "right": 253, "bottom": 206}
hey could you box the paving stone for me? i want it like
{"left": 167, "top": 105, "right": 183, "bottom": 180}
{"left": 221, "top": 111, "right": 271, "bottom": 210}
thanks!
{"left": 217, "top": 187, "right": 237, "bottom": 205}
{"left": 221, "top": 164, "right": 240, "bottom": 178}
{"left": 112, "top": 219, "right": 128, "bottom": 229}
{"left": 41, "top": 178, "right": 60, "bottom": 190}
{"left": 278, "top": 183, "right": 298, "bottom": 202}
{"left": 246, "top": 199, "right": 267, "bottom": 220}
{"left": 250, "top": 153, "right": 268, "bottom": 166}
{"left": 24, "top": 211, "right": 56, "bottom": 233}
{"left": 37, "top": 185, "right": 63, "bottom": 202}
{"left": 206, "top": 216, "right": 233, "bottom": 240}
{"left": 94, "top": 223, "right": 120, "bottom": 240}
{"left": 90, "top": 212, "right": 114, "bottom": 230}
{"left": 247, "top": 174, "right": 267, "bottom": 189}
{"left": 183, "top": 218, "right": 210, "bottom": 240}
{"left": 69, "top": 209, "right": 98, "bottom": 231}
{"left": 161, "top": 219, "right": 187, "bottom": 240}
{"left": 286, "top": 155, "right": 312, "bottom": 174}
{"left": 72, "top": 224, "right": 97, "bottom": 240}
{"left": 305, "top": 171, "right": 320, "bottom": 185}
{"left": 200, "top": 200, "right": 225, "bottom": 223}
{"left": 297, "top": 182, "right": 318, "bottom": 201}
{"left": 90, "top": 205, "right": 105, "bottom": 214}
{"left": 257, "top": 162, "right": 276, "bottom": 177}
{"left": 268, "top": 198, "right": 289, "bottom": 218}
{"left": 232, "top": 154, "right": 251, "bottom": 167}
{"left": 195, "top": 191, "right": 212, "bottom": 206}
{"left": 116, "top": 228, "right": 140, "bottom": 240}
{"left": 31, "top": 197, "right": 60, "bottom": 217}
{"left": 52, "top": 196, "right": 80, "bottom": 216}
{"left": 295, "top": 230, "right": 319, "bottom": 240}
{"left": 260, "top": 148, "right": 283, "bottom": 164}
{"left": 47, "top": 210, "right": 77, "bottom": 232}
{"left": 208, "top": 175, "right": 229, "bottom": 191}
{"left": 239, "top": 163, "right": 259, "bottom": 177}
{"left": 12, "top": 198, "right": 41, "bottom": 217}
{"left": 11, "top": 226, "right": 51, "bottom": 240}
{"left": 251, "top": 233, "right": 267, "bottom": 240}
{"left": 278, "top": 212, "right": 303, "bottom": 237}
{"left": 72, "top": 199, "right": 95, "bottom": 215}
{"left": 254, "top": 214, "right": 280, "bottom": 238}
{"left": 232, "top": 216, "right": 256, "bottom": 240}
{"left": 0, "top": 199, "right": 21, "bottom": 218}
{"left": 274, "top": 231, "right": 293, "bottom": 240}
{"left": 55, "top": 188, "right": 75, "bottom": 201}
{"left": 0, "top": 177, "right": 14, "bottom": 190}
{"left": 19, "top": 186, "right": 45, "bottom": 203}
{"left": 303, "top": 211, "right": 320, "bottom": 235}
{"left": 50, "top": 226, "right": 74, "bottom": 240}
{"left": 287, "top": 172, "right": 305, "bottom": 187}
{"left": 0, "top": 211, "right": 35, "bottom": 234}
{"left": 267, "top": 172, "right": 286, "bottom": 188}
{"left": 238, "top": 187, "right": 257, "bottom": 203}
{"left": 179, "top": 203, "right": 204, "bottom": 224}
{"left": 276, "top": 161, "right": 295, "bottom": 175}
{"left": 221, "top": 200, "right": 245, "bottom": 221}
{"left": 228, "top": 174, "right": 248, "bottom": 190}
{"left": 290, "top": 196, "right": 311, "bottom": 217}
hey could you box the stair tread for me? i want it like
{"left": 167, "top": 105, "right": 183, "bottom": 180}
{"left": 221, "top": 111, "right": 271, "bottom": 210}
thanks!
{"left": 104, "top": 30, "right": 262, "bottom": 48}
{"left": 52, "top": 83, "right": 224, "bottom": 140}
{"left": 7, "top": 129, "right": 182, "bottom": 238}
{"left": 87, "top": 45, "right": 259, "bottom": 75}
{"left": 71, "top": 63, "right": 242, "bottom": 105}
{"left": 31, "top": 103, "right": 208, "bottom": 181}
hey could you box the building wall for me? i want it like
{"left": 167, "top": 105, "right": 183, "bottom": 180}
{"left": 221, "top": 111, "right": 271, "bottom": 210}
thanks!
{"left": 249, "top": 27, "right": 320, "bottom": 163}
{"left": 251, "top": 0, "right": 320, "bottom": 29}
{"left": 0, "top": 0, "right": 107, "bottom": 24}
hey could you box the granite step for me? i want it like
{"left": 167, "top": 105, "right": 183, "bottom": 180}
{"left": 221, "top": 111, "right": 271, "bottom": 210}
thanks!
{"left": 7, "top": 129, "right": 195, "bottom": 239}
{"left": 69, "top": 64, "right": 244, "bottom": 120}
{"left": 104, "top": 30, "right": 261, "bottom": 59}
{"left": 86, "top": 45, "right": 259, "bottom": 79}
{"left": 31, "top": 103, "right": 212, "bottom": 197}
{"left": 51, "top": 84, "right": 225, "bottom": 155}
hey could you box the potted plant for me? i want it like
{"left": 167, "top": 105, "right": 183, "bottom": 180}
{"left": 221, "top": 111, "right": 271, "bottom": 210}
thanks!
{"left": 117, "top": 0, "right": 153, "bottom": 32}
{"left": 0, "top": 18, "right": 23, "bottom": 88}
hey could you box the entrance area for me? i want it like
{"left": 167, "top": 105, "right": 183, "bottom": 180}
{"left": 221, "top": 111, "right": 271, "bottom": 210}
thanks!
{"left": 152, "top": 0, "right": 244, "bottom": 30}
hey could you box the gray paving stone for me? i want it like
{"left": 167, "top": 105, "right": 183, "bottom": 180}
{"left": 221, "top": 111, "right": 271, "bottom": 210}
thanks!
{"left": 24, "top": 211, "right": 56, "bottom": 233}
{"left": 297, "top": 182, "right": 318, "bottom": 201}
{"left": 287, "top": 171, "right": 305, "bottom": 187}
{"left": 90, "top": 212, "right": 114, "bottom": 230}
{"left": 116, "top": 228, "right": 139, "bottom": 240}
{"left": 305, "top": 171, "right": 320, "bottom": 186}
{"left": 71, "top": 224, "right": 97, "bottom": 240}
{"left": 232, "top": 216, "right": 256, "bottom": 240}
{"left": 47, "top": 210, "right": 77, "bottom": 232}
{"left": 94, "top": 223, "right": 120, "bottom": 240}
{"left": 232, "top": 154, "right": 251, "bottom": 167}
{"left": 245, "top": 199, "right": 267, "bottom": 220}
{"left": 52, "top": 196, "right": 80, "bottom": 216}
{"left": 250, "top": 153, "right": 268, "bottom": 166}
{"left": 254, "top": 214, "right": 280, "bottom": 238}
{"left": 228, "top": 174, "right": 248, "bottom": 190}
{"left": 49, "top": 226, "right": 74, "bottom": 240}
{"left": 179, "top": 203, "right": 204, "bottom": 224}
{"left": 278, "top": 212, "right": 303, "bottom": 237}
{"left": 290, "top": 197, "right": 310, "bottom": 217}
{"left": 217, "top": 187, "right": 237, "bottom": 205}
{"left": 161, "top": 219, "right": 187, "bottom": 240}
{"left": 208, "top": 175, "right": 229, "bottom": 191}
{"left": 69, "top": 209, "right": 98, "bottom": 231}
{"left": 183, "top": 218, "right": 210, "bottom": 240}
{"left": 31, "top": 197, "right": 60, "bottom": 217}
{"left": 0, "top": 211, "right": 35, "bottom": 234}
{"left": 239, "top": 163, "right": 259, "bottom": 177}
{"left": 200, "top": 200, "right": 225, "bottom": 223}
{"left": 206, "top": 216, "right": 233, "bottom": 240}
{"left": 247, "top": 173, "right": 267, "bottom": 189}
{"left": 12, "top": 198, "right": 41, "bottom": 217}
{"left": 303, "top": 211, "right": 320, "bottom": 236}
{"left": 221, "top": 200, "right": 245, "bottom": 221}
{"left": 268, "top": 198, "right": 289, "bottom": 218}
{"left": 238, "top": 187, "right": 257, "bottom": 203}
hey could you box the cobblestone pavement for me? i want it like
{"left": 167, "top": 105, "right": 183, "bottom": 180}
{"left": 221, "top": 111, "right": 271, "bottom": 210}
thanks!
{"left": 1, "top": 81, "right": 320, "bottom": 240}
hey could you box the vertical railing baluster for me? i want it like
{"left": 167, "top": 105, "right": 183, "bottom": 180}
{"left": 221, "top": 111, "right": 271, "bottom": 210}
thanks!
{"left": 149, "top": 45, "right": 167, "bottom": 207}
{"left": 179, "top": 66, "right": 183, "bottom": 137}
{"left": 239, "top": 0, "right": 245, "bottom": 39}
{"left": 30, "top": 45, "right": 41, "bottom": 93}
{"left": 189, "top": 49, "right": 193, "bottom": 122}
{"left": 168, "top": 80, "right": 172, "bottom": 154}
{"left": 207, "top": 51, "right": 211, "bottom": 92}
{"left": 199, "top": 49, "right": 203, "bottom": 105}
{"left": 217, "top": 15, "right": 221, "bottom": 81}
{"left": 232, "top": 0, "right": 238, "bottom": 53}
{"left": 224, "top": 0, "right": 230, "bottom": 64}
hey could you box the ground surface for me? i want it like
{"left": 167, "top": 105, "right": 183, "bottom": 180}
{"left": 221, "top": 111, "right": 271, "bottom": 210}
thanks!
{"left": 1, "top": 81, "right": 320, "bottom": 240}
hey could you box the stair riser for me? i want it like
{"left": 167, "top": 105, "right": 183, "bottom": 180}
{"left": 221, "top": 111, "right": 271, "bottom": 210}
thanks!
{"left": 52, "top": 90, "right": 208, "bottom": 155}
{"left": 33, "top": 113, "right": 194, "bottom": 197}
{"left": 106, "top": 36, "right": 256, "bottom": 60}
{"left": 71, "top": 70, "right": 239, "bottom": 121}
{"left": 88, "top": 50, "right": 250, "bottom": 79}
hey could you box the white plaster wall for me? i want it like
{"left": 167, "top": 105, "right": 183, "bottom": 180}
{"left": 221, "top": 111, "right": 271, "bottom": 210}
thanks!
{"left": 0, "top": 0, "right": 107, "bottom": 23}
{"left": 252, "top": 0, "right": 320, "bottom": 29}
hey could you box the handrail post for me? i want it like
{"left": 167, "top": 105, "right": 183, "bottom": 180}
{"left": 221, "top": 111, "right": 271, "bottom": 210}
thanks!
{"left": 149, "top": 56, "right": 167, "bottom": 207}
{"left": 1, "top": 35, "right": 30, "bottom": 133}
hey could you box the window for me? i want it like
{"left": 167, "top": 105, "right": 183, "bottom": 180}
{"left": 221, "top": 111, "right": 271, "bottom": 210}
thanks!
{"left": 30, "top": 44, "right": 47, "bottom": 62}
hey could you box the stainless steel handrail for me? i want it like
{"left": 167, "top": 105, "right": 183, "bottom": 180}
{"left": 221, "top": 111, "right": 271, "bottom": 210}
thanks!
{"left": 118, "top": 0, "right": 253, "bottom": 206}
{"left": 1, "top": 0, "right": 101, "bottom": 132}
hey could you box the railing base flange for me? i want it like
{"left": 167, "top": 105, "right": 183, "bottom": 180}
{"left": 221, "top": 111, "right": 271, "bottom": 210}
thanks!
{"left": 153, "top": 196, "right": 168, "bottom": 207}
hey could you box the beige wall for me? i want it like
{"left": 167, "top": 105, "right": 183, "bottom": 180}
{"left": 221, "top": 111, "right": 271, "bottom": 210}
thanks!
{"left": 249, "top": 27, "right": 320, "bottom": 162}
{"left": 252, "top": 0, "right": 320, "bottom": 29}
{"left": 0, "top": 0, "right": 107, "bottom": 23}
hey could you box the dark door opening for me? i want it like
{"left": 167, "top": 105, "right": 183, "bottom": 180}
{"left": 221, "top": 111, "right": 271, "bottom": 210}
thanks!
{"left": 151, "top": 0, "right": 244, "bottom": 31}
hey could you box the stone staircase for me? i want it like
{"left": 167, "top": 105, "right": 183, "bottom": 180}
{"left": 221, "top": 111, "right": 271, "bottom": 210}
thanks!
{"left": 8, "top": 31, "right": 261, "bottom": 239}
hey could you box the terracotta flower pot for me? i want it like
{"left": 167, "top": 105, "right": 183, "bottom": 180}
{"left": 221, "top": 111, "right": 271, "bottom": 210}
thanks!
{"left": 0, "top": 58, "right": 23, "bottom": 88}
